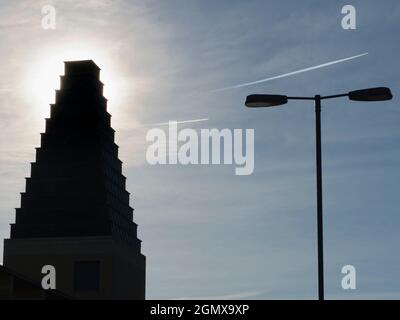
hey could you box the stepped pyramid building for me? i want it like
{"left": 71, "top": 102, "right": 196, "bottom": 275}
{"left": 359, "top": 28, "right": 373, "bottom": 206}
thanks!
{"left": 3, "top": 60, "right": 145, "bottom": 299}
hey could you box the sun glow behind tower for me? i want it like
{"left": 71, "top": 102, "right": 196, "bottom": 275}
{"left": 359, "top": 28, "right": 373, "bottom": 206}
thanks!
{"left": 23, "top": 43, "right": 126, "bottom": 120}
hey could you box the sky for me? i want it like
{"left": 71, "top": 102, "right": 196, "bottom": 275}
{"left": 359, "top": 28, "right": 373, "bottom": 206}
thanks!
{"left": 0, "top": 0, "right": 400, "bottom": 299}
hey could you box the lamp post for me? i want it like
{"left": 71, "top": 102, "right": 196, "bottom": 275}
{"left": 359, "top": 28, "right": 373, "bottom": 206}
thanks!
{"left": 245, "top": 87, "right": 393, "bottom": 300}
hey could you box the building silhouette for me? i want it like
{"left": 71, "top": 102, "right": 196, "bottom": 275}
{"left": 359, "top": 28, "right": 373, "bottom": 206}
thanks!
{"left": 2, "top": 60, "right": 145, "bottom": 299}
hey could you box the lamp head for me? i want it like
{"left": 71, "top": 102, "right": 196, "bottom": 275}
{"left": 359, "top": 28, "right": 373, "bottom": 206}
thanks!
{"left": 245, "top": 94, "right": 288, "bottom": 108}
{"left": 348, "top": 87, "right": 393, "bottom": 102}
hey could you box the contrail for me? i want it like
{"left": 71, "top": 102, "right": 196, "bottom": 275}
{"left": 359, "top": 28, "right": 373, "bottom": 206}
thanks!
{"left": 213, "top": 52, "right": 369, "bottom": 92}
{"left": 146, "top": 118, "right": 209, "bottom": 127}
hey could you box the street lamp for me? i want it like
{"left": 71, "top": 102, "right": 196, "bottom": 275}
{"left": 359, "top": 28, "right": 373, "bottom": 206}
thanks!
{"left": 245, "top": 87, "right": 393, "bottom": 301}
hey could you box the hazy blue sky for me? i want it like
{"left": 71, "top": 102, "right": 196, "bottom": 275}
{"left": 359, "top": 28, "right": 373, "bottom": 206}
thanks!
{"left": 0, "top": 0, "right": 399, "bottom": 299}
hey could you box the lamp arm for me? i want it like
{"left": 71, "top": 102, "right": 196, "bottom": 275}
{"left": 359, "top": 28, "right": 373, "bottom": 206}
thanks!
{"left": 320, "top": 93, "right": 349, "bottom": 100}
{"left": 286, "top": 93, "right": 349, "bottom": 101}
{"left": 286, "top": 96, "right": 316, "bottom": 101}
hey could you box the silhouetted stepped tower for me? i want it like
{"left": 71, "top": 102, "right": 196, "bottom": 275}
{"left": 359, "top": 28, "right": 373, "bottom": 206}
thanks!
{"left": 3, "top": 60, "right": 145, "bottom": 299}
